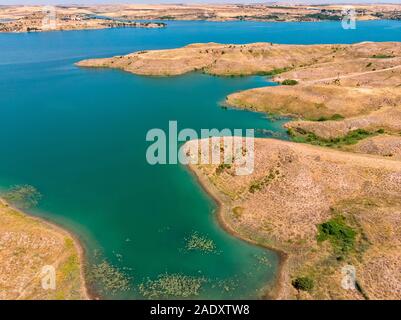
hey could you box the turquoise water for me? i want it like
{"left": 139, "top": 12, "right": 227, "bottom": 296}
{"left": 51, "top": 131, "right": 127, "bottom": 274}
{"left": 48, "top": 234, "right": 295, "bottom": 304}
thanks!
{"left": 0, "top": 20, "right": 400, "bottom": 299}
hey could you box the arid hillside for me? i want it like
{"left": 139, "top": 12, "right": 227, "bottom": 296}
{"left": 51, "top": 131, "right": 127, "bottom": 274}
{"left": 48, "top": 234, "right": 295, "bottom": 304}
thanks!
{"left": 0, "top": 200, "right": 88, "bottom": 300}
{"left": 187, "top": 138, "right": 401, "bottom": 299}
{"left": 1, "top": 4, "right": 400, "bottom": 24}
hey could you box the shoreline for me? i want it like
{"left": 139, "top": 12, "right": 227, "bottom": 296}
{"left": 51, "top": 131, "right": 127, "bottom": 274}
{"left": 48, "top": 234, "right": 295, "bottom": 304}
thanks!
{"left": 186, "top": 163, "right": 290, "bottom": 300}
{"left": 0, "top": 197, "right": 94, "bottom": 300}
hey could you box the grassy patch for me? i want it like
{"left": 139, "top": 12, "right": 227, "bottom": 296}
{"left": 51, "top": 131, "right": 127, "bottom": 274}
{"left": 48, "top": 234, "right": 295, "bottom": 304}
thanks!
{"left": 185, "top": 232, "right": 216, "bottom": 253}
{"left": 313, "top": 113, "right": 345, "bottom": 122}
{"left": 139, "top": 273, "right": 207, "bottom": 299}
{"left": 256, "top": 67, "right": 291, "bottom": 76}
{"left": 281, "top": 79, "right": 298, "bottom": 86}
{"left": 317, "top": 216, "right": 356, "bottom": 255}
{"left": 59, "top": 254, "right": 79, "bottom": 282}
{"left": 289, "top": 129, "right": 377, "bottom": 148}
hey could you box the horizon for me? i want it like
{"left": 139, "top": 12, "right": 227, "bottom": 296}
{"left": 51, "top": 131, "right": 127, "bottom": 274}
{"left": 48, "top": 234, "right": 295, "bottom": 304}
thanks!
{"left": 1, "top": 1, "right": 399, "bottom": 6}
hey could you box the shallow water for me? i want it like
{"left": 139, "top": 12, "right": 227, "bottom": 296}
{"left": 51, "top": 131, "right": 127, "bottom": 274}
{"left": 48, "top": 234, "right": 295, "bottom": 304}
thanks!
{"left": 0, "top": 20, "right": 400, "bottom": 299}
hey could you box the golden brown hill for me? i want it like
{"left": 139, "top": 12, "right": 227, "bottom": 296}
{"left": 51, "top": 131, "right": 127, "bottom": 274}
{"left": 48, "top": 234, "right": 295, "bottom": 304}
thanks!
{"left": 77, "top": 42, "right": 401, "bottom": 77}
{"left": 0, "top": 200, "right": 88, "bottom": 300}
{"left": 187, "top": 138, "right": 401, "bottom": 299}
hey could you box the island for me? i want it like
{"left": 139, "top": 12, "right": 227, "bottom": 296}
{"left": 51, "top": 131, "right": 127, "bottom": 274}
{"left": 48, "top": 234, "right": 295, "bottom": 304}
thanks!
{"left": 77, "top": 41, "right": 401, "bottom": 299}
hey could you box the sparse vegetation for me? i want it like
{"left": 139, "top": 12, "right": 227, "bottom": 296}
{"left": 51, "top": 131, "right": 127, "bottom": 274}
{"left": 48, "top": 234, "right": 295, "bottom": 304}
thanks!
{"left": 314, "top": 113, "right": 345, "bottom": 121}
{"left": 87, "top": 257, "right": 131, "bottom": 295}
{"left": 289, "top": 129, "right": 376, "bottom": 148}
{"left": 249, "top": 169, "right": 279, "bottom": 193}
{"left": 304, "top": 13, "right": 341, "bottom": 21}
{"left": 139, "top": 273, "right": 207, "bottom": 299}
{"left": 185, "top": 232, "right": 216, "bottom": 253}
{"left": 256, "top": 67, "right": 291, "bottom": 76}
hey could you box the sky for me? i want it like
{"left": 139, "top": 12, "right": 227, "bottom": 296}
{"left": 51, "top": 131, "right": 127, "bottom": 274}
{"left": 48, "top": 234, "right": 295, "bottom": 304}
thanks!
{"left": 1, "top": 1, "right": 399, "bottom": 5}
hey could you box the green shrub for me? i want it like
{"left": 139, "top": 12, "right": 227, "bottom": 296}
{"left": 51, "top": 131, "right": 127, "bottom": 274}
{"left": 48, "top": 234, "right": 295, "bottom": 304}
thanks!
{"left": 315, "top": 114, "right": 345, "bottom": 121}
{"left": 317, "top": 216, "right": 356, "bottom": 254}
{"left": 371, "top": 54, "right": 395, "bottom": 59}
{"left": 292, "top": 277, "right": 314, "bottom": 292}
{"left": 88, "top": 260, "right": 131, "bottom": 295}
{"left": 281, "top": 79, "right": 298, "bottom": 86}
{"left": 290, "top": 129, "right": 374, "bottom": 147}
{"left": 215, "top": 163, "right": 231, "bottom": 175}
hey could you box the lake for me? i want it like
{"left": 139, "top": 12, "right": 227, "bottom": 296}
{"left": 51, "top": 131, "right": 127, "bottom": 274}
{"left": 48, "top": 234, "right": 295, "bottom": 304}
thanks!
{"left": 0, "top": 19, "right": 400, "bottom": 299}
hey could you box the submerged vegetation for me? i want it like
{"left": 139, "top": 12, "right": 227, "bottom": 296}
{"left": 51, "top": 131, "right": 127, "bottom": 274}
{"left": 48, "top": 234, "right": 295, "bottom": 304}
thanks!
{"left": 139, "top": 273, "right": 207, "bottom": 299}
{"left": 185, "top": 232, "right": 217, "bottom": 253}
{"left": 2, "top": 184, "right": 42, "bottom": 208}
{"left": 87, "top": 253, "right": 132, "bottom": 295}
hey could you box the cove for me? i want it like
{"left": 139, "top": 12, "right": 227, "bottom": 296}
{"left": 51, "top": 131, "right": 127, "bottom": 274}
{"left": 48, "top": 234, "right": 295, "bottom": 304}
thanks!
{"left": 0, "top": 19, "right": 401, "bottom": 299}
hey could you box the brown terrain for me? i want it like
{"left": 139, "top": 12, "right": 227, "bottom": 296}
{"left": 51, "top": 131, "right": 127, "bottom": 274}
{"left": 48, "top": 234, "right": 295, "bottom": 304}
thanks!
{"left": 88, "top": 3, "right": 401, "bottom": 22}
{"left": 186, "top": 138, "right": 401, "bottom": 299}
{"left": 78, "top": 40, "right": 401, "bottom": 299}
{"left": 0, "top": 200, "right": 88, "bottom": 299}
{"left": 1, "top": 3, "right": 400, "bottom": 32}
{"left": 0, "top": 5, "right": 165, "bottom": 33}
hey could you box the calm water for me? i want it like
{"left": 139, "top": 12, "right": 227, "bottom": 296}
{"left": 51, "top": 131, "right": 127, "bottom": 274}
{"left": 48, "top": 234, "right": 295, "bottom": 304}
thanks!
{"left": 0, "top": 20, "right": 400, "bottom": 299}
